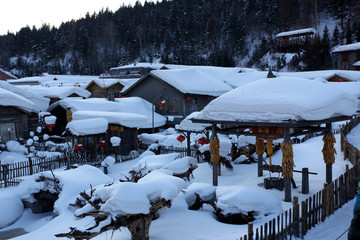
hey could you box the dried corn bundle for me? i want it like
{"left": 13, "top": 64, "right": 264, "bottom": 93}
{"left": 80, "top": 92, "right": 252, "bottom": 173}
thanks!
{"left": 281, "top": 141, "right": 294, "bottom": 178}
{"left": 256, "top": 138, "right": 265, "bottom": 155}
{"left": 322, "top": 133, "right": 336, "bottom": 164}
{"left": 210, "top": 134, "right": 220, "bottom": 164}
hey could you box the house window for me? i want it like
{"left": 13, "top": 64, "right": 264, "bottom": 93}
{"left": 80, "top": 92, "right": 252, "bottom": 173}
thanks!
{"left": 0, "top": 122, "right": 16, "bottom": 143}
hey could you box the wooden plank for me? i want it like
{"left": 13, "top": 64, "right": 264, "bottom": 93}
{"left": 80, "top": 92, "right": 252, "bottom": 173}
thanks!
{"left": 301, "top": 200, "right": 307, "bottom": 236}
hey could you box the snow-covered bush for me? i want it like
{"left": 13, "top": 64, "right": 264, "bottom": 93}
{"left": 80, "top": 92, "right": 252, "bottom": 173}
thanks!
{"left": 6, "top": 140, "right": 27, "bottom": 154}
{"left": 101, "top": 156, "right": 115, "bottom": 167}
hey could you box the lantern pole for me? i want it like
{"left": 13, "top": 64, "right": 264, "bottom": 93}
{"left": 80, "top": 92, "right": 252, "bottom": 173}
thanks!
{"left": 186, "top": 131, "right": 191, "bottom": 156}
{"left": 151, "top": 95, "right": 163, "bottom": 134}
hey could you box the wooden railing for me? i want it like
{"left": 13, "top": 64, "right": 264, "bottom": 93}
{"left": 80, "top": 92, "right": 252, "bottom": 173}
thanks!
{"left": 240, "top": 115, "right": 360, "bottom": 240}
{"left": 240, "top": 163, "right": 360, "bottom": 240}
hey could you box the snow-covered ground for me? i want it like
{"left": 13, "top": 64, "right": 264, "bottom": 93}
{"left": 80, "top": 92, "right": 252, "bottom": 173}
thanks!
{"left": 0, "top": 128, "right": 356, "bottom": 240}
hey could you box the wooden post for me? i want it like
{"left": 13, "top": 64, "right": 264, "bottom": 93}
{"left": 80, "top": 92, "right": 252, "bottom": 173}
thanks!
{"left": 211, "top": 124, "right": 218, "bottom": 186}
{"left": 302, "top": 167, "right": 309, "bottom": 194}
{"left": 325, "top": 123, "right": 333, "bottom": 184}
{"left": 258, "top": 153, "right": 263, "bottom": 177}
{"left": 301, "top": 200, "right": 307, "bottom": 236}
{"left": 186, "top": 131, "right": 191, "bottom": 157}
{"left": 283, "top": 127, "right": 292, "bottom": 202}
{"left": 293, "top": 196, "right": 300, "bottom": 237}
{"left": 29, "top": 157, "right": 33, "bottom": 175}
{"left": 3, "top": 165, "right": 8, "bottom": 188}
{"left": 103, "top": 166, "right": 108, "bottom": 174}
{"left": 248, "top": 222, "right": 253, "bottom": 240}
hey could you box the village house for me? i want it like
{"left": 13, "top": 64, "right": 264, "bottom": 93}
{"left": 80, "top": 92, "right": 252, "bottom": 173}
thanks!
{"left": 0, "top": 69, "right": 17, "bottom": 81}
{"left": 275, "top": 28, "right": 316, "bottom": 53}
{"left": 121, "top": 68, "right": 233, "bottom": 125}
{"left": 85, "top": 79, "right": 125, "bottom": 99}
{"left": 332, "top": 42, "right": 360, "bottom": 70}
{"left": 106, "top": 62, "right": 163, "bottom": 79}
{"left": 48, "top": 97, "right": 166, "bottom": 155}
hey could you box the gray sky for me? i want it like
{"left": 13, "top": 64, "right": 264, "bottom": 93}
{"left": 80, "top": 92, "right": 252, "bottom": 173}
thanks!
{"left": 0, "top": 0, "right": 149, "bottom": 35}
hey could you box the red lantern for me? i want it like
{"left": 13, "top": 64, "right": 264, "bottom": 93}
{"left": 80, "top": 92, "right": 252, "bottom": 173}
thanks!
{"left": 98, "top": 141, "right": 107, "bottom": 149}
{"left": 186, "top": 96, "right": 191, "bottom": 101}
{"left": 158, "top": 101, "right": 166, "bottom": 110}
{"left": 74, "top": 144, "right": 84, "bottom": 152}
{"left": 46, "top": 124, "right": 55, "bottom": 131}
{"left": 206, "top": 96, "right": 211, "bottom": 101}
{"left": 177, "top": 135, "right": 186, "bottom": 143}
{"left": 198, "top": 137, "right": 207, "bottom": 145}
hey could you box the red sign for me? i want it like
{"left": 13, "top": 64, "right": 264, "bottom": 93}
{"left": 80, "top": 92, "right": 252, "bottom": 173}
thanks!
{"left": 252, "top": 126, "right": 283, "bottom": 140}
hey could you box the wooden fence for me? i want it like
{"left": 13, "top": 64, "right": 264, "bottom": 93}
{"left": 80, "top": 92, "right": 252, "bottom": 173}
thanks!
{"left": 239, "top": 116, "right": 360, "bottom": 240}
{"left": 240, "top": 163, "right": 360, "bottom": 240}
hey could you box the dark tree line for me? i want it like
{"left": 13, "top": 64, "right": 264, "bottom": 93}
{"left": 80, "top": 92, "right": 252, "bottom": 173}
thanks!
{"left": 0, "top": 0, "right": 359, "bottom": 77}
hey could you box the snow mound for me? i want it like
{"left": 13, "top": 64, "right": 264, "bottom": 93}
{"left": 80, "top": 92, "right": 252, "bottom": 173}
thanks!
{"left": 131, "top": 153, "right": 180, "bottom": 174}
{"left": 0, "top": 195, "right": 24, "bottom": 228}
{"left": 216, "top": 186, "right": 283, "bottom": 217}
{"left": 6, "top": 141, "right": 27, "bottom": 154}
{"left": 162, "top": 156, "right": 198, "bottom": 174}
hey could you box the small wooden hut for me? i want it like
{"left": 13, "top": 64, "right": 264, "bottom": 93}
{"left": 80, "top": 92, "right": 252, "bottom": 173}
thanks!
{"left": 191, "top": 76, "right": 357, "bottom": 202}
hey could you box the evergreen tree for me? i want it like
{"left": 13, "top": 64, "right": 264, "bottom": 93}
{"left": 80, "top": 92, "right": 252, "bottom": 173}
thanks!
{"left": 332, "top": 25, "right": 340, "bottom": 47}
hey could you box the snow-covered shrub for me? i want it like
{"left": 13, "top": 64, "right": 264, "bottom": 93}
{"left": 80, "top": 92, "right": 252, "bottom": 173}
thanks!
{"left": 110, "top": 136, "right": 121, "bottom": 147}
{"left": 101, "top": 156, "right": 116, "bottom": 167}
{"left": 6, "top": 140, "right": 27, "bottom": 154}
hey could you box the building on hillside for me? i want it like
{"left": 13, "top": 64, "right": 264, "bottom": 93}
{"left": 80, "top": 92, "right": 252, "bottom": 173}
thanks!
{"left": 85, "top": 79, "right": 125, "bottom": 99}
{"left": 332, "top": 42, "right": 360, "bottom": 70}
{"left": 275, "top": 28, "right": 316, "bottom": 53}
{"left": 121, "top": 68, "right": 233, "bottom": 124}
{"left": 0, "top": 69, "right": 17, "bottom": 81}
{"left": 106, "top": 62, "right": 164, "bottom": 79}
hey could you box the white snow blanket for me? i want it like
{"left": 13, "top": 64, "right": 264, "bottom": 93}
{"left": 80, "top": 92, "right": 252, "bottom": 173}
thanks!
{"left": 0, "top": 87, "right": 35, "bottom": 113}
{"left": 332, "top": 42, "right": 360, "bottom": 53}
{"left": 276, "top": 28, "right": 316, "bottom": 38}
{"left": 150, "top": 68, "right": 233, "bottom": 96}
{"left": 76, "top": 171, "right": 187, "bottom": 216}
{"left": 72, "top": 110, "right": 147, "bottom": 128}
{"left": 195, "top": 77, "right": 358, "bottom": 122}
{"left": 176, "top": 111, "right": 211, "bottom": 132}
{"left": 0, "top": 195, "right": 24, "bottom": 228}
{"left": 66, "top": 118, "right": 108, "bottom": 136}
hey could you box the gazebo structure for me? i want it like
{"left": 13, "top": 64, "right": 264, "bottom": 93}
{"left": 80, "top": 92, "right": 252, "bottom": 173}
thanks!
{"left": 191, "top": 76, "right": 359, "bottom": 202}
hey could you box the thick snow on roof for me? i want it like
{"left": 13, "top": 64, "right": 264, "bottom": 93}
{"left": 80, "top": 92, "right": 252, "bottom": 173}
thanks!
{"left": 226, "top": 69, "right": 360, "bottom": 88}
{"left": 0, "top": 81, "right": 49, "bottom": 112}
{"left": 354, "top": 61, "right": 360, "bottom": 67}
{"left": 195, "top": 77, "right": 358, "bottom": 122}
{"left": 150, "top": 68, "right": 233, "bottom": 96}
{"left": 48, "top": 97, "right": 166, "bottom": 129}
{"left": 66, "top": 118, "right": 108, "bottom": 136}
{"left": 110, "top": 62, "right": 164, "bottom": 70}
{"left": 72, "top": 110, "right": 148, "bottom": 128}
{"left": 8, "top": 74, "right": 98, "bottom": 87}
{"left": 176, "top": 111, "right": 211, "bottom": 132}
{"left": 0, "top": 87, "right": 36, "bottom": 113}
{"left": 114, "top": 97, "right": 167, "bottom": 128}
{"left": 23, "top": 86, "right": 90, "bottom": 99}
{"left": 332, "top": 42, "right": 360, "bottom": 53}
{"left": 275, "top": 28, "right": 316, "bottom": 38}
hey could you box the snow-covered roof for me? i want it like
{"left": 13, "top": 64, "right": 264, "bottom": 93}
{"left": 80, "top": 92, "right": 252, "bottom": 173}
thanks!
{"left": 0, "top": 87, "right": 36, "bottom": 113}
{"left": 0, "top": 69, "right": 17, "bottom": 79}
{"left": 114, "top": 97, "right": 167, "bottom": 128}
{"left": 48, "top": 97, "right": 166, "bottom": 129}
{"left": 275, "top": 28, "right": 316, "bottom": 38}
{"left": 8, "top": 74, "right": 98, "bottom": 87}
{"left": 194, "top": 77, "right": 358, "bottom": 123}
{"left": 0, "top": 81, "right": 49, "bottom": 112}
{"left": 72, "top": 110, "right": 148, "bottom": 128}
{"left": 110, "top": 62, "right": 164, "bottom": 70}
{"left": 353, "top": 61, "right": 360, "bottom": 67}
{"left": 23, "top": 86, "right": 91, "bottom": 99}
{"left": 86, "top": 79, "right": 124, "bottom": 89}
{"left": 176, "top": 111, "right": 211, "bottom": 132}
{"left": 332, "top": 42, "right": 360, "bottom": 53}
{"left": 149, "top": 68, "right": 233, "bottom": 96}
{"left": 66, "top": 118, "right": 108, "bottom": 136}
